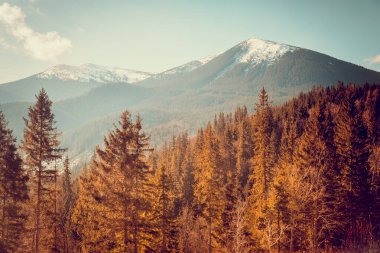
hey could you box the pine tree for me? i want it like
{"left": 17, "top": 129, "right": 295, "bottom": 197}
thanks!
{"left": 150, "top": 163, "right": 177, "bottom": 252}
{"left": 280, "top": 115, "right": 298, "bottom": 165}
{"left": 334, "top": 92, "right": 371, "bottom": 230}
{"left": 21, "top": 89, "right": 65, "bottom": 253}
{"left": 235, "top": 117, "right": 253, "bottom": 195}
{"left": 71, "top": 159, "right": 113, "bottom": 252}
{"left": 168, "top": 134, "right": 189, "bottom": 217}
{"left": 95, "top": 111, "right": 152, "bottom": 252}
{"left": 0, "top": 110, "right": 28, "bottom": 253}
{"left": 249, "top": 88, "right": 276, "bottom": 250}
{"left": 220, "top": 124, "right": 239, "bottom": 248}
{"left": 180, "top": 146, "right": 195, "bottom": 209}
{"left": 193, "top": 123, "right": 224, "bottom": 253}
{"left": 251, "top": 87, "right": 274, "bottom": 205}
{"left": 271, "top": 169, "right": 290, "bottom": 253}
{"left": 59, "top": 156, "right": 74, "bottom": 253}
{"left": 363, "top": 88, "right": 380, "bottom": 145}
{"left": 295, "top": 103, "right": 342, "bottom": 250}
{"left": 369, "top": 144, "right": 380, "bottom": 238}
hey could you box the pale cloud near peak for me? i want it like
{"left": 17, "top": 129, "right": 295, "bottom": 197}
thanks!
{"left": 368, "top": 54, "right": 380, "bottom": 65}
{"left": 0, "top": 2, "right": 72, "bottom": 61}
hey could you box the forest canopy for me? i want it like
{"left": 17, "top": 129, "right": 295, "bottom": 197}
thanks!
{"left": 1, "top": 82, "right": 380, "bottom": 252}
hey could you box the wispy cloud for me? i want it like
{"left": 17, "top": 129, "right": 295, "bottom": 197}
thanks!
{"left": 0, "top": 2, "right": 72, "bottom": 61}
{"left": 0, "top": 37, "right": 15, "bottom": 50}
{"left": 368, "top": 54, "right": 380, "bottom": 65}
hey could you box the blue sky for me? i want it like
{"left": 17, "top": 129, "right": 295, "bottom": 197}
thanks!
{"left": 0, "top": 0, "right": 379, "bottom": 83}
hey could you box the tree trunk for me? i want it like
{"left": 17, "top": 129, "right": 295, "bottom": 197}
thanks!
{"left": 209, "top": 217, "right": 212, "bottom": 253}
{"left": 35, "top": 167, "right": 42, "bottom": 253}
{"left": 134, "top": 224, "right": 138, "bottom": 253}
{"left": 2, "top": 195, "right": 6, "bottom": 240}
{"left": 54, "top": 162, "right": 58, "bottom": 251}
{"left": 124, "top": 218, "right": 128, "bottom": 252}
{"left": 289, "top": 217, "right": 294, "bottom": 253}
{"left": 277, "top": 209, "right": 280, "bottom": 253}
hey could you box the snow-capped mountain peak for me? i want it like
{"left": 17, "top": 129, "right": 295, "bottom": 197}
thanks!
{"left": 202, "top": 38, "right": 299, "bottom": 81}
{"left": 36, "top": 63, "right": 153, "bottom": 83}
{"left": 235, "top": 38, "right": 298, "bottom": 65}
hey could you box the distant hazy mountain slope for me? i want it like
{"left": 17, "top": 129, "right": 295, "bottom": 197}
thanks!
{"left": 0, "top": 77, "right": 103, "bottom": 104}
{"left": 53, "top": 83, "right": 152, "bottom": 129}
{"left": 0, "top": 64, "right": 153, "bottom": 104}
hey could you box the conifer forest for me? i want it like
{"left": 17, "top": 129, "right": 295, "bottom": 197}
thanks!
{"left": 1, "top": 82, "right": 380, "bottom": 253}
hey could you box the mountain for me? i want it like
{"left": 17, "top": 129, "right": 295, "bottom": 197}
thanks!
{"left": 1, "top": 38, "right": 380, "bottom": 167}
{"left": 37, "top": 63, "right": 152, "bottom": 83}
{"left": 140, "top": 38, "right": 380, "bottom": 101}
{"left": 0, "top": 64, "right": 153, "bottom": 104}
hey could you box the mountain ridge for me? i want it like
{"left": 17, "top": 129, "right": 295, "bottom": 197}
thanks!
{"left": 36, "top": 63, "right": 153, "bottom": 83}
{"left": 1, "top": 37, "right": 380, "bottom": 165}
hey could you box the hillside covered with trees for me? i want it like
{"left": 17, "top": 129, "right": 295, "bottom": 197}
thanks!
{"left": 1, "top": 82, "right": 380, "bottom": 252}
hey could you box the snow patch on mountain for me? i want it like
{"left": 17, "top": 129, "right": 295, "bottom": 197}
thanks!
{"left": 236, "top": 38, "right": 298, "bottom": 65}
{"left": 37, "top": 63, "right": 153, "bottom": 83}
{"left": 209, "top": 38, "right": 298, "bottom": 82}
{"left": 198, "top": 54, "right": 219, "bottom": 65}
{"left": 161, "top": 61, "right": 203, "bottom": 76}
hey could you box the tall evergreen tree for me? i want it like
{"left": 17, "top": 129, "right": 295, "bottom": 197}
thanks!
{"left": 296, "top": 103, "right": 342, "bottom": 250}
{"left": 235, "top": 117, "right": 253, "bottom": 195}
{"left": 95, "top": 111, "right": 152, "bottom": 252}
{"left": 363, "top": 88, "right": 380, "bottom": 145}
{"left": 71, "top": 155, "right": 115, "bottom": 253}
{"left": 59, "top": 156, "right": 74, "bottom": 253}
{"left": 180, "top": 146, "right": 195, "bottom": 209}
{"left": 334, "top": 92, "right": 371, "bottom": 229}
{"left": 270, "top": 168, "right": 290, "bottom": 253}
{"left": 251, "top": 87, "right": 274, "bottom": 206}
{"left": 248, "top": 88, "right": 276, "bottom": 250}
{"left": 71, "top": 158, "right": 113, "bottom": 252}
{"left": 21, "top": 89, "right": 65, "bottom": 253}
{"left": 0, "top": 111, "right": 28, "bottom": 253}
{"left": 193, "top": 123, "right": 224, "bottom": 253}
{"left": 150, "top": 163, "right": 177, "bottom": 252}
{"left": 219, "top": 124, "right": 239, "bottom": 248}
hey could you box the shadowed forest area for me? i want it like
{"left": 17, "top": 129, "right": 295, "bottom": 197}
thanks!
{"left": 1, "top": 82, "right": 380, "bottom": 252}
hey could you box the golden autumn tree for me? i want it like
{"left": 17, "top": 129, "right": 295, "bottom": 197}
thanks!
{"left": 249, "top": 87, "right": 276, "bottom": 250}
{"left": 294, "top": 103, "right": 342, "bottom": 251}
{"left": 94, "top": 111, "right": 152, "bottom": 252}
{"left": 71, "top": 159, "right": 112, "bottom": 253}
{"left": 21, "top": 89, "right": 65, "bottom": 253}
{"left": 334, "top": 91, "right": 371, "bottom": 229}
{"left": 149, "top": 162, "right": 177, "bottom": 252}
{"left": 193, "top": 123, "right": 225, "bottom": 253}
{"left": 58, "top": 156, "right": 74, "bottom": 253}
